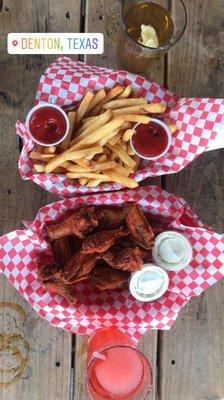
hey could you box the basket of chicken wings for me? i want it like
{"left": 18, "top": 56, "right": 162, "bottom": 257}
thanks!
{"left": 1, "top": 186, "right": 223, "bottom": 341}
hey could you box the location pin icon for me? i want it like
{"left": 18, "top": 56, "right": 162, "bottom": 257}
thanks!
{"left": 12, "top": 40, "right": 18, "bottom": 47}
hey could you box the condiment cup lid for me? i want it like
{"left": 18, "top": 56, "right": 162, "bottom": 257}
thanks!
{"left": 152, "top": 231, "right": 193, "bottom": 271}
{"left": 129, "top": 264, "right": 169, "bottom": 302}
{"left": 25, "top": 102, "right": 70, "bottom": 147}
{"left": 130, "top": 118, "right": 172, "bottom": 161}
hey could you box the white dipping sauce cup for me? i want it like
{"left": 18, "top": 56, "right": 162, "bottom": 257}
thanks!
{"left": 129, "top": 264, "right": 169, "bottom": 302}
{"left": 152, "top": 231, "right": 193, "bottom": 272}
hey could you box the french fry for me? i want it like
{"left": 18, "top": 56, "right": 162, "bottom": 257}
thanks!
{"left": 113, "top": 163, "right": 134, "bottom": 176}
{"left": 112, "top": 103, "right": 166, "bottom": 115}
{"left": 95, "top": 154, "right": 107, "bottom": 163}
{"left": 29, "top": 151, "right": 55, "bottom": 161}
{"left": 44, "top": 146, "right": 56, "bottom": 154}
{"left": 81, "top": 115, "right": 97, "bottom": 124}
{"left": 91, "top": 86, "right": 124, "bottom": 115}
{"left": 45, "top": 146, "right": 103, "bottom": 173}
{"left": 104, "top": 169, "right": 138, "bottom": 189}
{"left": 74, "top": 159, "right": 95, "bottom": 170}
{"left": 87, "top": 89, "right": 106, "bottom": 112}
{"left": 61, "top": 161, "right": 74, "bottom": 169}
{"left": 122, "top": 129, "right": 135, "bottom": 142}
{"left": 66, "top": 172, "right": 111, "bottom": 181}
{"left": 115, "top": 115, "right": 151, "bottom": 124}
{"left": 127, "top": 142, "right": 135, "bottom": 155}
{"left": 108, "top": 132, "right": 122, "bottom": 146}
{"left": 79, "top": 178, "right": 88, "bottom": 186}
{"left": 117, "top": 85, "right": 132, "bottom": 99}
{"left": 67, "top": 161, "right": 116, "bottom": 173}
{"left": 120, "top": 122, "right": 132, "bottom": 130}
{"left": 120, "top": 141, "right": 127, "bottom": 151}
{"left": 168, "top": 124, "right": 178, "bottom": 134}
{"left": 34, "top": 163, "right": 45, "bottom": 172}
{"left": 133, "top": 155, "right": 141, "bottom": 171}
{"left": 75, "top": 91, "right": 94, "bottom": 126}
{"left": 52, "top": 166, "right": 66, "bottom": 174}
{"left": 87, "top": 179, "right": 103, "bottom": 187}
{"left": 72, "top": 118, "right": 125, "bottom": 150}
{"left": 60, "top": 111, "right": 76, "bottom": 150}
{"left": 103, "top": 98, "right": 147, "bottom": 110}
{"left": 98, "top": 128, "right": 120, "bottom": 146}
{"left": 107, "top": 143, "right": 136, "bottom": 168}
{"left": 70, "top": 110, "right": 112, "bottom": 146}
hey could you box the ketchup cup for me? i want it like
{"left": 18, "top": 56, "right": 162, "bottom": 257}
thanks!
{"left": 131, "top": 118, "right": 172, "bottom": 161}
{"left": 25, "top": 103, "right": 70, "bottom": 147}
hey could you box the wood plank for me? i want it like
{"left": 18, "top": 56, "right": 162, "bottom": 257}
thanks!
{"left": 159, "top": 1, "right": 224, "bottom": 399}
{"left": 74, "top": 1, "right": 167, "bottom": 399}
{"left": 0, "top": 1, "right": 81, "bottom": 399}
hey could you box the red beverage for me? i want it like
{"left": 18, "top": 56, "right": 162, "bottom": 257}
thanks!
{"left": 87, "top": 327, "right": 135, "bottom": 364}
{"left": 86, "top": 328, "right": 152, "bottom": 400}
{"left": 26, "top": 104, "right": 69, "bottom": 146}
{"left": 131, "top": 119, "right": 171, "bottom": 159}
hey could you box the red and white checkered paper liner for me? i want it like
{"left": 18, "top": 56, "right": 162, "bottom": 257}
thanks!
{"left": 16, "top": 57, "right": 224, "bottom": 197}
{"left": 1, "top": 186, "right": 224, "bottom": 342}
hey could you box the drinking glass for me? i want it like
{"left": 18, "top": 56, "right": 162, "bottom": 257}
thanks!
{"left": 85, "top": 328, "right": 153, "bottom": 399}
{"left": 86, "top": 345, "right": 153, "bottom": 400}
{"left": 116, "top": 0, "right": 187, "bottom": 75}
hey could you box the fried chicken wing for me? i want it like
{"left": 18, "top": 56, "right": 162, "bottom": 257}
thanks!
{"left": 37, "top": 264, "right": 76, "bottom": 304}
{"left": 42, "top": 279, "right": 76, "bottom": 304}
{"left": 116, "top": 237, "right": 151, "bottom": 261}
{"left": 101, "top": 245, "right": 143, "bottom": 272}
{"left": 89, "top": 263, "right": 130, "bottom": 290}
{"left": 46, "top": 206, "right": 99, "bottom": 240}
{"left": 96, "top": 207, "right": 126, "bottom": 229}
{"left": 125, "top": 203, "right": 154, "bottom": 249}
{"left": 82, "top": 226, "right": 129, "bottom": 254}
{"left": 38, "top": 263, "right": 61, "bottom": 282}
{"left": 62, "top": 249, "right": 97, "bottom": 284}
{"left": 51, "top": 237, "right": 71, "bottom": 265}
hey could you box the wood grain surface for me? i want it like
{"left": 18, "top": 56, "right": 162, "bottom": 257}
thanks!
{"left": 159, "top": 1, "right": 224, "bottom": 399}
{"left": 0, "top": 2, "right": 80, "bottom": 399}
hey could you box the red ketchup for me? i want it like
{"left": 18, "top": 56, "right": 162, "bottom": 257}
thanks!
{"left": 132, "top": 121, "right": 169, "bottom": 158}
{"left": 29, "top": 106, "right": 67, "bottom": 145}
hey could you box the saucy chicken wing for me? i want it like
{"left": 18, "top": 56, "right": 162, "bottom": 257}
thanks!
{"left": 62, "top": 249, "right": 97, "bottom": 284}
{"left": 101, "top": 245, "right": 143, "bottom": 272}
{"left": 38, "top": 264, "right": 76, "bottom": 304}
{"left": 82, "top": 226, "right": 129, "bottom": 254}
{"left": 46, "top": 206, "right": 99, "bottom": 240}
{"left": 96, "top": 207, "right": 126, "bottom": 229}
{"left": 51, "top": 237, "right": 71, "bottom": 265}
{"left": 42, "top": 279, "right": 76, "bottom": 304}
{"left": 125, "top": 203, "right": 154, "bottom": 249}
{"left": 89, "top": 263, "right": 130, "bottom": 290}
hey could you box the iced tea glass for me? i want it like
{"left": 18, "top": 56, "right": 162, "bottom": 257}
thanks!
{"left": 116, "top": 0, "right": 187, "bottom": 75}
{"left": 85, "top": 328, "right": 153, "bottom": 400}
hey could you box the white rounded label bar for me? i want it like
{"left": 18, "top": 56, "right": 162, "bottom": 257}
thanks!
{"left": 8, "top": 33, "right": 104, "bottom": 54}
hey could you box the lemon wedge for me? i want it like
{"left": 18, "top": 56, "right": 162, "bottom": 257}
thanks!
{"left": 138, "top": 24, "right": 159, "bottom": 48}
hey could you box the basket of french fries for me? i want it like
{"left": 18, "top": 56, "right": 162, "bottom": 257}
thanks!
{"left": 0, "top": 186, "right": 224, "bottom": 341}
{"left": 16, "top": 57, "right": 224, "bottom": 196}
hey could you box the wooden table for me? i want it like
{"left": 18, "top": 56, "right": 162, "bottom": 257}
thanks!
{"left": 0, "top": 1, "right": 223, "bottom": 399}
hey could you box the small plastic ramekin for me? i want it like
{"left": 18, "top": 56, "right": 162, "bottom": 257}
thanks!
{"left": 25, "top": 102, "right": 70, "bottom": 147}
{"left": 130, "top": 118, "right": 172, "bottom": 161}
